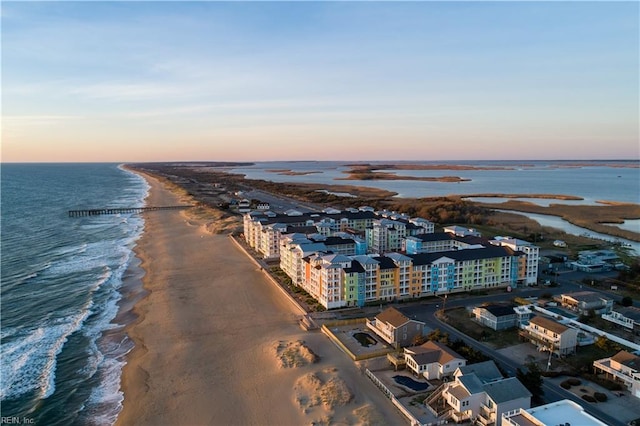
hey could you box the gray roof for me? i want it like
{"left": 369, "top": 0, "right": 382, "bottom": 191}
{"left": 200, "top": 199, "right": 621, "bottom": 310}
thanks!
{"left": 613, "top": 306, "right": 640, "bottom": 322}
{"left": 562, "top": 291, "right": 611, "bottom": 303}
{"left": 483, "top": 377, "right": 532, "bottom": 404}
{"left": 409, "top": 246, "right": 518, "bottom": 265}
{"left": 458, "top": 373, "right": 485, "bottom": 394}
{"left": 411, "top": 350, "right": 441, "bottom": 365}
{"left": 457, "top": 361, "right": 503, "bottom": 383}
{"left": 482, "top": 304, "right": 517, "bottom": 318}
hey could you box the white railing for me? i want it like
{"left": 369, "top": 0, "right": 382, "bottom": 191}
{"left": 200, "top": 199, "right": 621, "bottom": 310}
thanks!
{"left": 365, "top": 369, "right": 421, "bottom": 426}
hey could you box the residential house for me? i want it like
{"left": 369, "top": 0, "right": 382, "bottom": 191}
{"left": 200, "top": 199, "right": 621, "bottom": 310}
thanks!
{"left": 454, "top": 360, "right": 504, "bottom": 384}
{"left": 473, "top": 304, "right": 518, "bottom": 331}
{"left": 502, "top": 400, "right": 607, "bottom": 426}
{"left": 602, "top": 306, "right": 640, "bottom": 331}
{"left": 404, "top": 340, "right": 467, "bottom": 379}
{"left": 366, "top": 307, "right": 425, "bottom": 349}
{"left": 593, "top": 350, "right": 640, "bottom": 399}
{"left": 513, "top": 305, "right": 534, "bottom": 326}
{"left": 425, "top": 360, "right": 531, "bottom": 425}
{"left": 519, "top": 316, "right": 578, "bottom": 356}
{"left": 560, "top": 291, "right": 613, "bottom": 315}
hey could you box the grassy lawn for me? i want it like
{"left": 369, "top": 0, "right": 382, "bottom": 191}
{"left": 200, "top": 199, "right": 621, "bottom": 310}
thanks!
{"left": 441, "top": 307, "right": 521, "bottom": 349}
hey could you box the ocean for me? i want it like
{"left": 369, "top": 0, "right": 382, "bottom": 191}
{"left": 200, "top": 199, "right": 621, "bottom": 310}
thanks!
{"left": 1, "top": 163, "right": 148, "bottom": 425}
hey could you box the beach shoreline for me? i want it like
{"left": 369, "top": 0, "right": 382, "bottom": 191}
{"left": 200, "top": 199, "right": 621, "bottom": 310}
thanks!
{"left": 116, "top": 170, "right": 406, "bottom": 425}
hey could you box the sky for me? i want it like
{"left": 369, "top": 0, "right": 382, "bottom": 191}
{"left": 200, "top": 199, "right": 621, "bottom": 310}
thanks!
{"left": 2, "top": 1, "right": 638, "bottom": 162}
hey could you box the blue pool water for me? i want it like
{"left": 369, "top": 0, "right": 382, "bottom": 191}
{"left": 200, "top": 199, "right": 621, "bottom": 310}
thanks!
{"left": 393, "top": 375, "right": 430, "bottom": 391}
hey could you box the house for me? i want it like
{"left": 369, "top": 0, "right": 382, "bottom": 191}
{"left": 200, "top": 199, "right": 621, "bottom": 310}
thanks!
{"left": 454, "top": 360, "right": 504, "bottom": 384}
{"left": 602, "top": 306, "right": 640, "bottom": 331}
{"left": 502, "top": 399, "right": 607, "bottom": 426}
{"left": 425, "top": 360, "right": 531, "bottom": 425}
{"left": 366, "top": 307, "right": 425, "bottom": 348}
{"left": 519, "top": 316, "right": 578, "bottom": 356}
{"left": 513, "top": 305, "right": 533, "bottom": 325}
{"left": 571, "top": 249, "right": 620, "bottom": 272}
{"left": 473, "top": 304, "right": 518, "bottom": 330}
{"left": 593, "top": 350, "right": 640, "bottom": 399}
{"left": 560, "top": 291, "right": 613, "bottom": 315}
{"left": 404, "top": 341, "right": 466, "bottom": 379}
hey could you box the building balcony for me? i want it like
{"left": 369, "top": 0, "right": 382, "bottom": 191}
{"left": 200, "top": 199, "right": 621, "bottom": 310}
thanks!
{"left": 593, "top": 360, "right": 634, "bottom": 386}
{"left": 519, "top": 329, "right": 559, "bottom": 348}
{"left": 451, "top": 410, "right": 472, "bottom": 423}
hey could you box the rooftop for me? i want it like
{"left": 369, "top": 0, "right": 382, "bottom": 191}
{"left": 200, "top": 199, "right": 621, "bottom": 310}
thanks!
{"left": 376, "top": 307, "right": 418, "bottom": 328}
{"left": 611, "top": 350, "right": 640, "bottom": 370}
{"left": 515, "top": 399, "right": 607, "bottom": 426}
{"left": 529, "top": 316, "right": 569, "bottom": 334}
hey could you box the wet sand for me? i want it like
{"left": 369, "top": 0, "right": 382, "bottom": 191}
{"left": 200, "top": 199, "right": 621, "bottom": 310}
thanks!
{"left": 116, "top": 172, "right": 406, "bottom": 425}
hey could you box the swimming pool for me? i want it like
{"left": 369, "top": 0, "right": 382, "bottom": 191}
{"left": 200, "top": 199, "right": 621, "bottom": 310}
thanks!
{"left": 393, "top": 375, "right": 430, "bottom": 391}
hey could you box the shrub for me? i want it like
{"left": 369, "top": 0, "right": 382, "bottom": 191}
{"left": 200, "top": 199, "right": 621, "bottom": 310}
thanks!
{"left": 582, "top": 394, "right": 597, "bottom": 403}
{"left": 568, "top": 378, "right": 582, "bottom": 386}
{"left": 560, "top": 380, "right": 572, "bottom": 389}
{"left": 594, "top": 392, "right": 608, "bottom": 402}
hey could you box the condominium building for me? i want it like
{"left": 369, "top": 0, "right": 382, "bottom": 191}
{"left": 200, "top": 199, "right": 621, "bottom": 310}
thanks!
{"left": 409, "top": 246, "right": 522, "bottom": 294}
{"left": 491, "top": 237, "right": 539, "bottom": 286}
{"left": 243, "top": 208, "right": 539, "bottom": 309}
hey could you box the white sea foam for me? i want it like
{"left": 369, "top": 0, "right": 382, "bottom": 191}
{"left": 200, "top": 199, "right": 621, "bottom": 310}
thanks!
{"left": 0, "top": 309, "right": 90, "bottom": 400}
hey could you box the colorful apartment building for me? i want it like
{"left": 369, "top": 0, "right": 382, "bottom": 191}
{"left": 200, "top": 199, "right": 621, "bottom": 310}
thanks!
{"left": 243, "top": 208, "right": 539, "bottom": 309}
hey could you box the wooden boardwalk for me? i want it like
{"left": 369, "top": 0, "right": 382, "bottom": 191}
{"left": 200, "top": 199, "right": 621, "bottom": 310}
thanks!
{"left": 68, "top": 205, "right": 193, "bottom": 217}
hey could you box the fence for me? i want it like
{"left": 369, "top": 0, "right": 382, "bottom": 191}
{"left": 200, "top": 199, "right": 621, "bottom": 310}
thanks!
{"left": 364, "top": 369, "right": 449, "bottom": 426}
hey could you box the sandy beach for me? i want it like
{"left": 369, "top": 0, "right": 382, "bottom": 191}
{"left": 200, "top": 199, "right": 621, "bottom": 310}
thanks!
{"left": 116, "top": 172, "right": 406, "bottom": 426}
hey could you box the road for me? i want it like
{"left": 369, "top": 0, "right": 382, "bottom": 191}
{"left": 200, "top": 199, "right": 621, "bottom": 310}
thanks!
{"left": 396, "top": 293, "right": 625, "bottom": 426}
{"left": 243, "top": 188, "right": 320, "bottom": 213}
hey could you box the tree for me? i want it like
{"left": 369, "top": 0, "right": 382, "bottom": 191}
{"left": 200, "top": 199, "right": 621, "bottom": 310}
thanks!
{"left": 426, "top": 329, "right": 450, "bottom": 346}
{"left": 621, "top": 296, "right": 633, "bottom": 307}
{"left": 595, "top": 336, "right": 621, "bottom": 353}
{"left": 517, "top": 363, "right": 544, "bottom": 404}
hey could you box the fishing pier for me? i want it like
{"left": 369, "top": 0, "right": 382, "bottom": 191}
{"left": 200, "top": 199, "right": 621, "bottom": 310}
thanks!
{"left": 68, "top": 205, "right": 193, "bottom": 217}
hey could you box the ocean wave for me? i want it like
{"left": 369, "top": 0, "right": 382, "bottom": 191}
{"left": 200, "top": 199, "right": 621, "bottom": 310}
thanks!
{"left": 0, "top": 310, "right": 90, "bottom": 400}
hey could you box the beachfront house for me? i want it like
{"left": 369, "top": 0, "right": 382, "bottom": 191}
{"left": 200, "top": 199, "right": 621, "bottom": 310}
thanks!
{"left": 404, "top": 340, "right": 466, "bottom": 380}
{"left": 519, "top": 316, "right": 578, "bottom": 356}
{"left": 425, "top": 361, "right": 531, "bottom": 425}
{"left": 593, "top": 350, "right": 640, "bottom": 399}
{"left": 366, "top": 307, "right": 425, "bottom": 349}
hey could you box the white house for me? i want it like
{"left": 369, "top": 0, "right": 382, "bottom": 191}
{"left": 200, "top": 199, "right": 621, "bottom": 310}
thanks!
{"left": 593, "top": 350, "right": 640, "bottom": 399}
